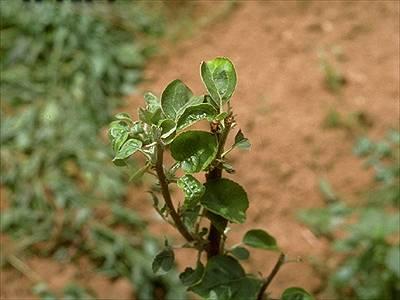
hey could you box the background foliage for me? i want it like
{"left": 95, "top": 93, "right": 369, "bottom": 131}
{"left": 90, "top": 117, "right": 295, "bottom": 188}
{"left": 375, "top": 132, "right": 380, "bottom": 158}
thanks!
{"left": 299, "top": 131, "right": 400, "bottom": 300}
{"left": 0, "top": 1, "right": 185, "bottom": 299}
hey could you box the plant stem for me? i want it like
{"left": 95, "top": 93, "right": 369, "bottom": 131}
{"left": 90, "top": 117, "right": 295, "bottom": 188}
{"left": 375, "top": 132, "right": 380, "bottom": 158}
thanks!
{"left": 206, "top": 117, "right": 233, "bottom": 258}
{"left": 257, "top": 253, "right": 286, "bottom": 300}
{"left": 155, "top": 143, "right": 194, "bottom": 242}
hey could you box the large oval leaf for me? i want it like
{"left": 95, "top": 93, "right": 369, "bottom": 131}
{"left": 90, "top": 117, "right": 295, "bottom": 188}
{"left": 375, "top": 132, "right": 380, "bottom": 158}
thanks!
{"left": 170, "top": 131, "right": 217, "bottom": 173}
{"left": 201, "top": 178, "right": 248, "bottom": 223}
{"left": 161, "top": 79, "right": 193, "bottom": 120}
{"left": 281, "top": 287, "right": 314, "bottom": 300}
{"left": 177, "top": 103, "right": 217, "bottom": 130}
{"left": 113, "top": 138, "right": 142, "bottom": 161}
{"left": 243, "top": 229, "right": 279, "bottom": 251}
{"left": 200, "top": 57, "right": 237, "bottom": 106}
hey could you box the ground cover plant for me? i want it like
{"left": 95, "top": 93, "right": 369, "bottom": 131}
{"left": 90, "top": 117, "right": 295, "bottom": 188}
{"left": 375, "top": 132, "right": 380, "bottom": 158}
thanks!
{"left": 299, "top": 131, "right": 400, "bottom": 300}
{"left": 109, "top": 57, "right": 314, "bottom": 300}
{"left": 0, "top": 1, "right": 185, "bottom": 298}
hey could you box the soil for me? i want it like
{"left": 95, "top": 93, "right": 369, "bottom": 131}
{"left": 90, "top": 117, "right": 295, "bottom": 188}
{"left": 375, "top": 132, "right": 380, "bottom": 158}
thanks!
{"left": 1, "top": 1, "right": 399, "bottom": 299}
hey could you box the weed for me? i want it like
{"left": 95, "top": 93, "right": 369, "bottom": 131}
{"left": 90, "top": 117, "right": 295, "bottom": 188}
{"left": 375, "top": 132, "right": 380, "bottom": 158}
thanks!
{"left": 109, "top": 57, "right": 314, "bottom": 300}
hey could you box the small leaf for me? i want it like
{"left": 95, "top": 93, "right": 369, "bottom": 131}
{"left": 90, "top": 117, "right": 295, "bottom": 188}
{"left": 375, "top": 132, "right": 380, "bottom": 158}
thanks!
{"left": 161, "top": 79, "right": 193, "bottom": 119}
{"left": 182, "top": 205, "right": 201, "bottom": 231}
{"left": 170, "top": 131, "right": 218, "bottom": 173}
{"left": 201, "top": 178, "right": 248, "bottom": 223}
{"left": 177, "top": 175, "right": 205, "bottom": 209}
{"left": 243, "top": 229, "right": 279, "bottom": 251}
{"left": 144, "top": 91, "right": 160, "bottom": 112}
{"left": 177, "top": 104, "right": 217, "bottom": 130}
{"left": 200, "top": 57, "right": 237, "bottom": 106}
{"left": 234, "top": 130, "right": 251, "bottom": 150}
{"left": 152, "top": 248, "right": 175, "bottom": 275}
{"left": 281, "top": 287, "right": 314, "bottom": 300}
{"left": 112, "top": 131, "right": 129, "bottom": 152}
{"left": 231, "top": 246, "right": 250, "bottom": 260}
{"left": 159, "top": 119, "right": 176, "bottom": 142}
{"left": 113, "top": 139, "right": 142, "bottom": 161}
{"left": 115, "top": 112, "right": 133, "bottom": 124}
{"left": 179, "top": 262, "right": 205, "bottom": 286}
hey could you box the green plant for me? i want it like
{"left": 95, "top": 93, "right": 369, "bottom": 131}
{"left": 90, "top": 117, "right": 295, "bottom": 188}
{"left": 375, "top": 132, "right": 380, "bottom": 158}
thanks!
{"left": 299, "top": 130, "right": 400, "bottom": 300}
{"left": 109, "top": 57, "right": 313, "bottom": 300}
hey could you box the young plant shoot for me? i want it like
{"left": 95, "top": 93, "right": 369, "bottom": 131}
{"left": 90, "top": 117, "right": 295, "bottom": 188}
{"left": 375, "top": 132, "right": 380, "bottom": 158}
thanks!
{"left": 109, "top": 57, "right": 313, "bottom": 300}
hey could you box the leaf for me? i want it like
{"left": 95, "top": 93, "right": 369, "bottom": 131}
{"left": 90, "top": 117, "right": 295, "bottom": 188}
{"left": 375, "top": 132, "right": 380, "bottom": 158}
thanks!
{"left": 177, "top": 175, "right": 205, "bottom": 209}
{"left": 200, "top": 57, "right": 237, "bottom": 106}
{"left": 159, "top": 119, "right": 176, "bottom": 143}
{"left": 179, "top": 262, "right": 205, "bottom": 286}
{"left": 152, "top": 248, "right": 175, "bottom": 275}
{"left": 281, "top": 287, "right": 314, "bottom": 300}
{"left": 114, "top": 112, "right": 133, "bottom": 124}
{"left": 177, "top": 103, "right": 217, "bottom": 130}
{"left": 143, "top": 91, "right": 160, "bottom": 112}
{"left": 201, "top": 178, "right": 248, "bottom": 223}
{"left": 191, "top": 255, "right": 262, "bottom": 300}
{"left": 234, "top": 130, "right": 251, "bottom": 150}
{"left": 170, "top": 131, "right": 218, "bottom": 173}
{"left": 182, "top": 205, "right": 201, "bottom": 232}
{"left": 243, "top": 229, "right": 279, "bottom": 251}
{"left": 161, "top": 79, "right": 193, "bottom": 119}
{"left": 113, "top": 139, "right": 142, "bottom": 161}
{"left": 231, "top": 246, "right": 250, "bottom": 260}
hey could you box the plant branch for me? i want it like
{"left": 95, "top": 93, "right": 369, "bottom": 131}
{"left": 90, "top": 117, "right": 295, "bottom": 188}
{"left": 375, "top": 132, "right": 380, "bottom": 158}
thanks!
{"left": 206, "top": 116, "right": 234, "bottom": 258}
{"left": 155, "top": 142, "right": 194, "bottom": 242}
{"left": 257, "top": 252, "right": 286, "bottom": 300}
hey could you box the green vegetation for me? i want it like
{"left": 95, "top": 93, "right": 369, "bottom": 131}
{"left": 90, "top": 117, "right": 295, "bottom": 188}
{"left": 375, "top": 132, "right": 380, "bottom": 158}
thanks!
{"left": 109, "top": 57, "right": 314, "bottom": 300}
{"left": 299, "top": 130, "right": 400, "bottom": 300}
{"left": 0, "top": 1, "right": 185, "bottom": 299}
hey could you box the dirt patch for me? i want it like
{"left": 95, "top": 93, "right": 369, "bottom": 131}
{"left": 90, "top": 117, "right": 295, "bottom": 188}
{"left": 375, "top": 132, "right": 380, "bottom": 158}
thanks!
{"left": 124, "top": 1, "right": 399, "bottom": 298}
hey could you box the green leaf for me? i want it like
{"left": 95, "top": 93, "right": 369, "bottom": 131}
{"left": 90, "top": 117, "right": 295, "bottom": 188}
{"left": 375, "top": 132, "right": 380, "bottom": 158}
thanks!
{"left": 177, "top": 104, "right": 217, "bottom": 130}
{"left": 179, "top": 262, "right": 205, "bottom": 286}
{"left": 191, "top": 255, "right": 262, "bottom": 300}
{"left": 281, "top": 287, "right": 314, "bottom": 300}
{"left": 170, "top": 131, "right": 218, "bottom": 173}
{"left": 230, "top": 246, "right": 250, "bottom": 260}
{"left": 234, "top": 130, "right": 251, "bottom": 150}
{"left": 159, "top": 119, "right": 176, "bottom": 143}
{"left": 182, "top": 205, "right": 201, "bottom": 232}
{"left": 177, "top": 175, "right": 205, "bottom": 209}
{"left": 243, "top": 229, "right": 279, "bottom": 251}
{"left": 200, "top": 57, "right": 237, "bottom": 106}
{"left": 113, "top": 139, "right": 142, "bottom": 161}
{"left": 201, "top": 179, "right": 248, "bottom": 223}
{"left": 144, "top": 91, "right": 160, "bottom": 112}
{"left": 138, "top": 106, "right": 164, "bottom": 125}
{"left": 161, "top": 79, "right": 193, "bottom": 119}
{"left": 115, "top": 112, "right": 133, "bottom": 124}
{"left": 152, "top": 248, "right": 175, "bottom": 275}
